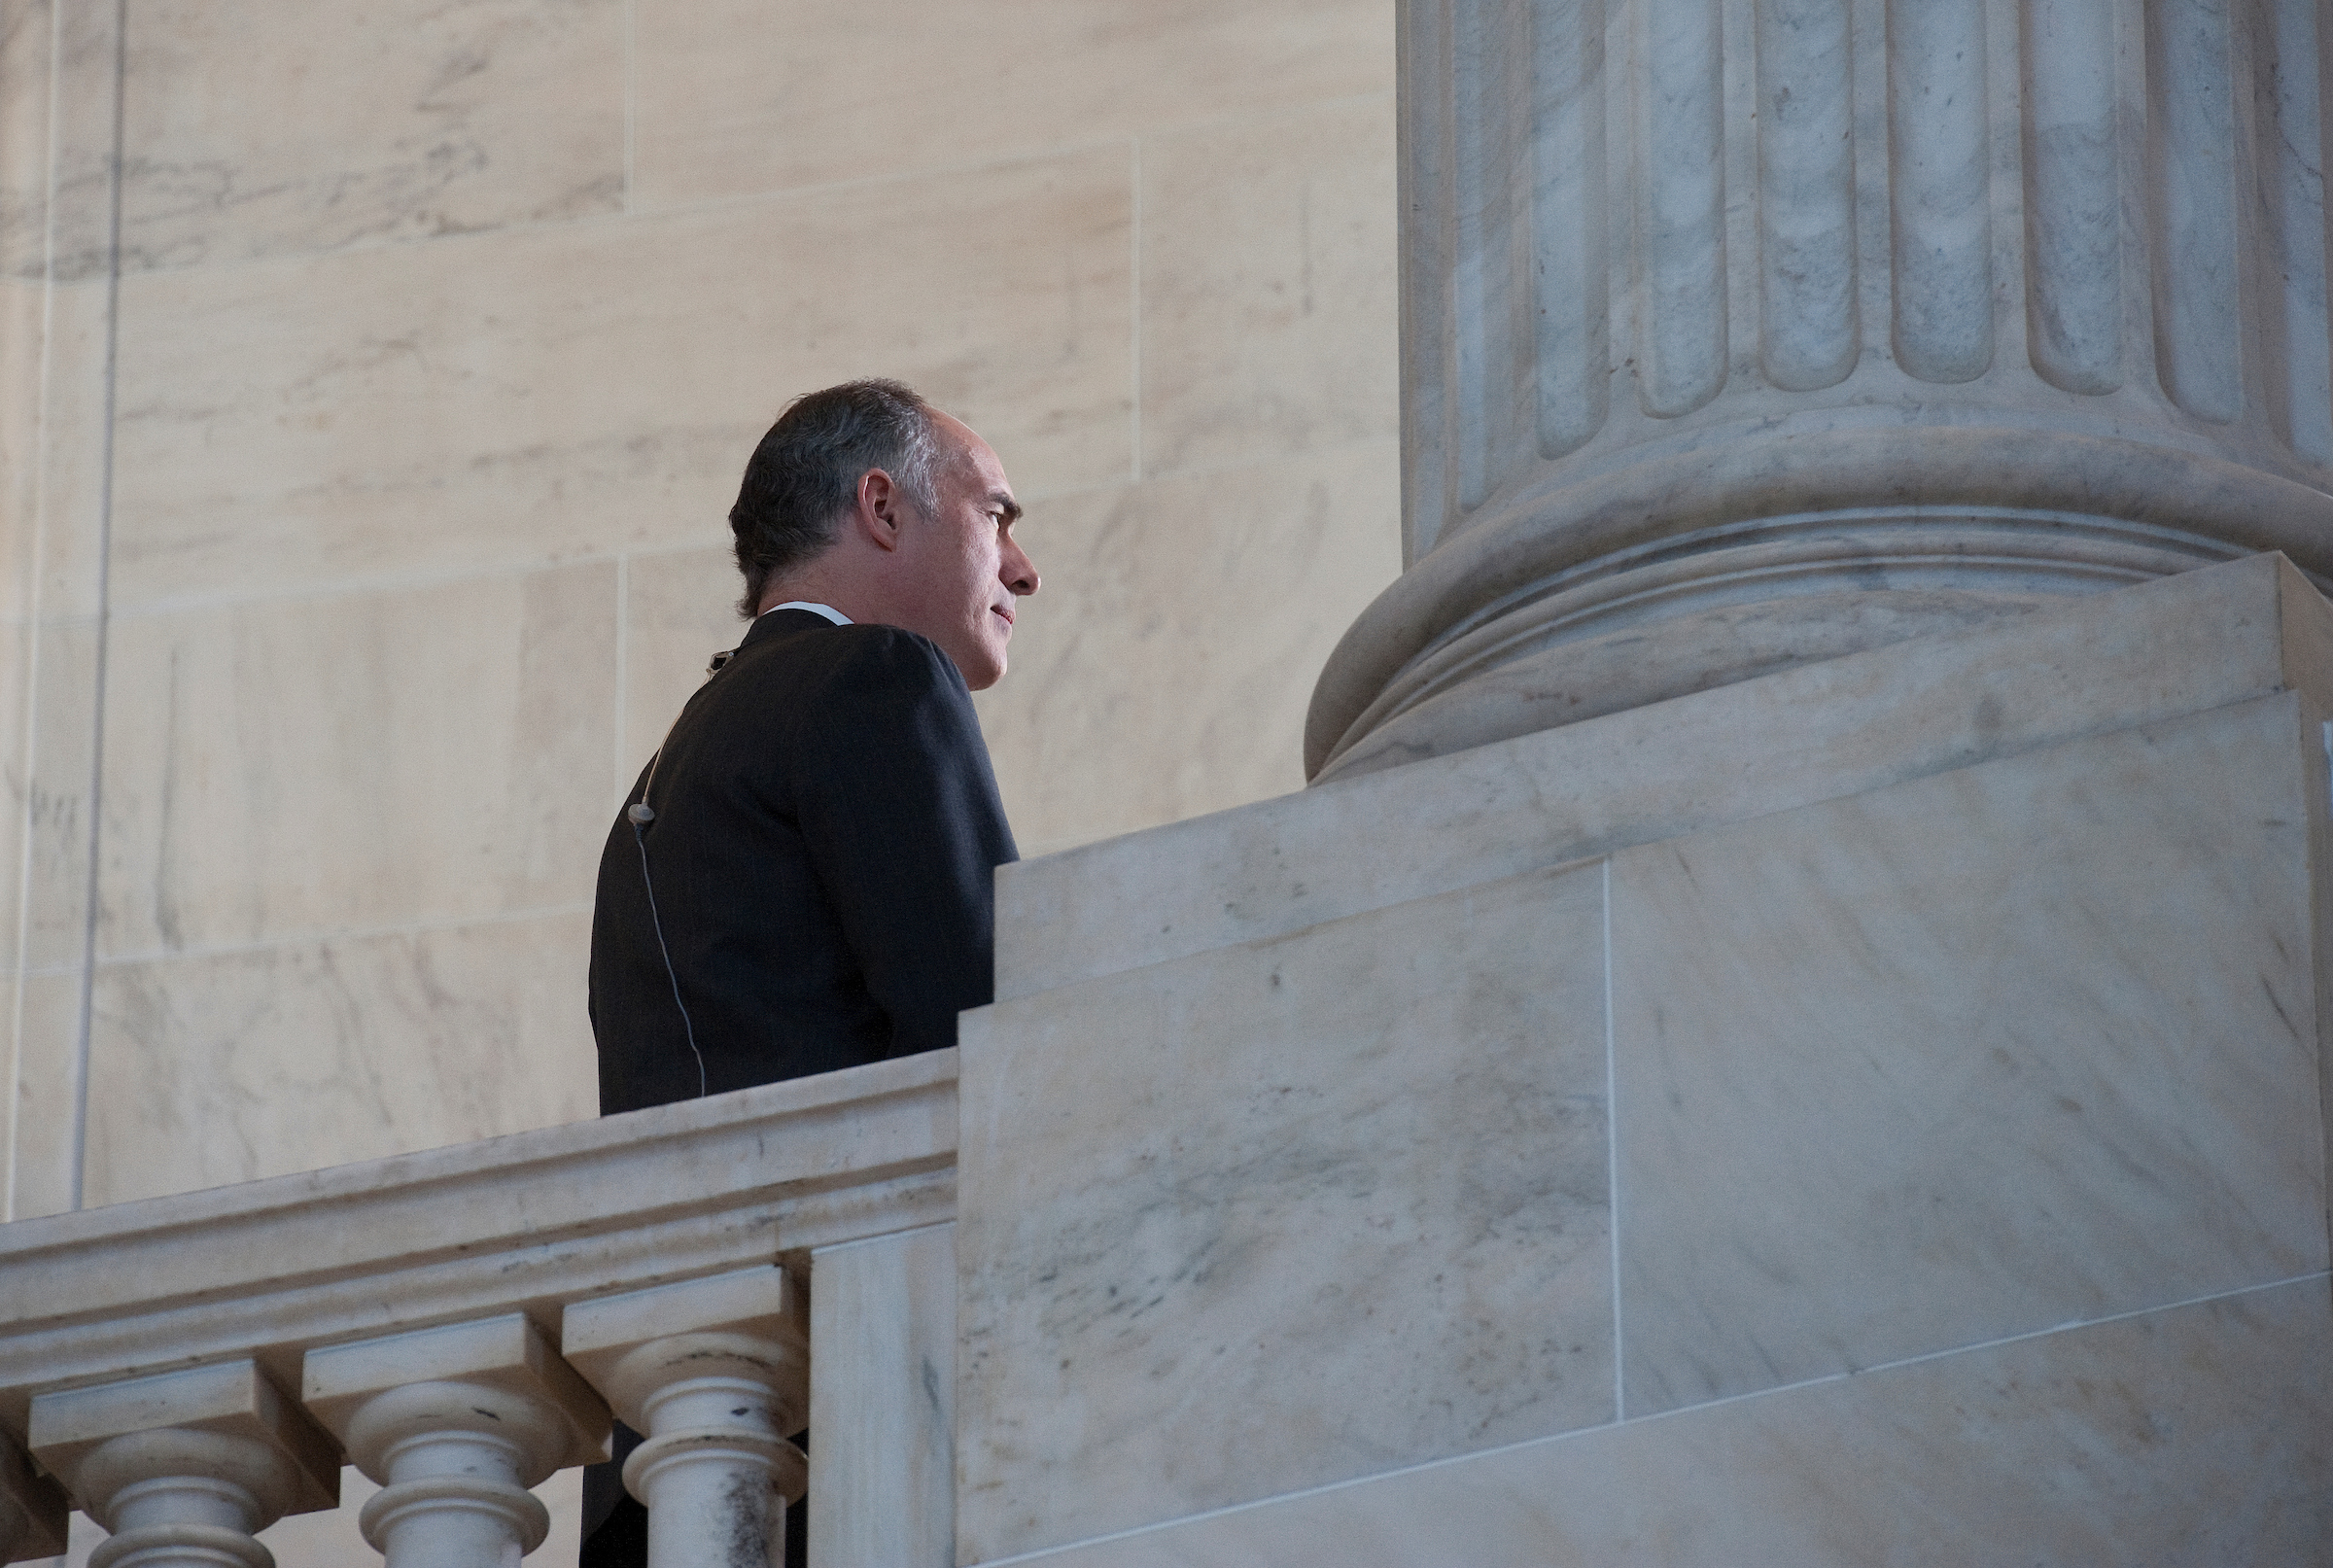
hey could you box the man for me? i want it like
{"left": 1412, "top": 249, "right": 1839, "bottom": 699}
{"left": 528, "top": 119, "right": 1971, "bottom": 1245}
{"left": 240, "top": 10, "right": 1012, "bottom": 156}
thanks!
{"left": 581, "top": 378, "right": 1037, "bottom": 1567}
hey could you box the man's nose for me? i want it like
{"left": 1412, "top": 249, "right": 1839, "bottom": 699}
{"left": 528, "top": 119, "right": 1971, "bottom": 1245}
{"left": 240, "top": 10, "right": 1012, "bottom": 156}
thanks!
{"left": 1003, "top": 540, "right": 1040, "bottom": 597}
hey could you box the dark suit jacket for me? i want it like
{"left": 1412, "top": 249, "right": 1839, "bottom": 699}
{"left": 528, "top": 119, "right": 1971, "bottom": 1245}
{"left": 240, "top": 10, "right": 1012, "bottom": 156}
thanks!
{"left": 589, "top": 607, "right": 1018, "bottom": 1115}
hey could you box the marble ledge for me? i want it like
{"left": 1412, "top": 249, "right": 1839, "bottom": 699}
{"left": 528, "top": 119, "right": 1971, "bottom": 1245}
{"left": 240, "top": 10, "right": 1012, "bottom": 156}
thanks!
{"left": 968, "top": 1277, "right": 2333, "bottom": 1567}
{"left": 958, "top": 683, "right": 2333, "bottom": 1556}
{"left": 1607, "top": 690, "right": 2331, "bottom": 1411}
{"left": 996, "top": 552, "right": 2333, "bottom": 1000}
{"left": 0, "top": 1049, "right": 956, "bottom": 1431}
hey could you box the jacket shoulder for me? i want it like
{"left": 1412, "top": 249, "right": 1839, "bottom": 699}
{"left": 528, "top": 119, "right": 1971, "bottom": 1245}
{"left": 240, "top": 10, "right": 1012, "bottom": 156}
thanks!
{"left": 748, "top": 621, "right": 967, "bottom": 703}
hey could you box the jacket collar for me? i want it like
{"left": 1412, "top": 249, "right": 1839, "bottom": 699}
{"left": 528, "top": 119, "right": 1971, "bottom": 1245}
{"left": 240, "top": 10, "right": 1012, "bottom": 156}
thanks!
{"left": 737, "top": 605, "right": 845, "bottom": 654}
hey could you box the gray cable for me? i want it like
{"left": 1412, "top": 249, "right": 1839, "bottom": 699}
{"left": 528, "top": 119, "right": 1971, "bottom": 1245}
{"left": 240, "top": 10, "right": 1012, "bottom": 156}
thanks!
{"left": 632, "top": 819, "right": 709, "bottom": 1099}
{"left": 623, "top": 643, "right": 736, "bottom": 1102}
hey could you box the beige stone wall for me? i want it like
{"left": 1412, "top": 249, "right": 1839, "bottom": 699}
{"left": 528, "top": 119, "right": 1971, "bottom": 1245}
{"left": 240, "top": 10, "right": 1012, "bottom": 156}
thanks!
{"left": 0, "top": 0, "right": 1398, "bottom": 1221}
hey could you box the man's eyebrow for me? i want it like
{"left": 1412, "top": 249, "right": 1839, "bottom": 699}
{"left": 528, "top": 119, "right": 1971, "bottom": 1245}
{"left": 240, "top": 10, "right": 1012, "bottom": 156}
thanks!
{"left": 988, "top": 489, "right": 1024, "bottom": 522}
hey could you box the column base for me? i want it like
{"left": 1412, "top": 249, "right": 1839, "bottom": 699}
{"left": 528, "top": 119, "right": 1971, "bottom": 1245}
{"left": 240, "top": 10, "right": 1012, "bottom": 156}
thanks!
{"left": 1309, "top": 424, "right": 2333, "bottom": 779}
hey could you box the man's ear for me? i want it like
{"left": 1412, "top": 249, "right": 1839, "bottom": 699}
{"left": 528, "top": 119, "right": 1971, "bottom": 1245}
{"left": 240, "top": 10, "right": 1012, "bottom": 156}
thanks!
{"left": 853, "top": 469, "right": 905, "bottom": 553}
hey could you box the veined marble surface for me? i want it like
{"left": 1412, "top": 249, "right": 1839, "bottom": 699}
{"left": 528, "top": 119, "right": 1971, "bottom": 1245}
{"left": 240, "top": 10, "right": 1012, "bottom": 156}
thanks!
{"left": 628, "top": 0, "right": 1390, "bottom": 210}
{"left": 104, "top": 150, "right": 1133, "bottom": 611}
{"left": 958, "top": 863, "right": 1613, "bottom": 1561}
{"left": 0, "top": 2, "right": 122, "bottom": 283}
{"left": 96, "top": 564, "right": 615, "bottom": 958}
{"left": 1612, "top": 691, "right": 2329, "bottom": 1411}
{"left": 3, "top": 0, "right": 623, "bottom": 281}
{"left": 5, "top": 974, "right": 79, "bottom": 1220}
{"left": 12, "top": 619, "right": 100, "bottom": 975}
{"left": 811, "top": 1224, "right": 958, "bottom": 1568}
{"left": 1136, "top": 97, "right": 1397, "bottom": 477}
{"left": 998, "top": 554, "right": 2333, "bottom": 999}
{"left": 961, "top": 580, "right": 2333, "bottom": 1559}
{"left": 0, "top": 277, "right": 111, "bottom": 622}
{"left": 969, "top": 1277, "right": 2332, "bottom": 1566}
{"left": 115, "top": 0, "right": 623, "bottom": 274}
{"left": 82, "top": 910, "right": 594, "bottom": 1207}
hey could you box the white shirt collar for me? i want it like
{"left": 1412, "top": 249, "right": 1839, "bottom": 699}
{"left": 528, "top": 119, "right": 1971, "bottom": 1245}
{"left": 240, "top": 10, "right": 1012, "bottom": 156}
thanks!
{"left": 762, "top": 601, "right": 853, "bottom": 626}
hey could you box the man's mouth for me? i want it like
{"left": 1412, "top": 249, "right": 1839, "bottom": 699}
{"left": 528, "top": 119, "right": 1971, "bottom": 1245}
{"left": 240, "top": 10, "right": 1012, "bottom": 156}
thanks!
{"left": 992, "top": 606, "right": 1015, "bottom": 628}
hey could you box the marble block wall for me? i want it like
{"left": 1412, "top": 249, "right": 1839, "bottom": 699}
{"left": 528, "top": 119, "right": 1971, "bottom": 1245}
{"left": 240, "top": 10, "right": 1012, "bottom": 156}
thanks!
{"left": 0, "top": 0, "right": 1402, "bottom": 1220}
{"left": 957, "top": 555, "right": 2333, "bottom": 1563}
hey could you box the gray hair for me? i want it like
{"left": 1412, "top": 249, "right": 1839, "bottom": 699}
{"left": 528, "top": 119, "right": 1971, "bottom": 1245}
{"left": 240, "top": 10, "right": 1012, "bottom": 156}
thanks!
{"left": 727, "top": 378, "right": 941, "bottom": 617}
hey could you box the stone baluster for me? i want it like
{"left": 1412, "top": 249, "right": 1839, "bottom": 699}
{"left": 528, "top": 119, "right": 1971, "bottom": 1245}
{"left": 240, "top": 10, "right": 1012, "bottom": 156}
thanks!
{"left": 563, "top": 1266, "right": 808, "bottom": 1568}
{"left": 0, "top": 1433, "right": 67, "bottom": 1564}
{"left": 1312, "top": 0, "right": 2333, "bottom": 781}
{"left": 27, "top": 1362, "right": 337, "bottom": 1568}
{"left": 302, "top": 1314, "right": 608, "bottom": 1568}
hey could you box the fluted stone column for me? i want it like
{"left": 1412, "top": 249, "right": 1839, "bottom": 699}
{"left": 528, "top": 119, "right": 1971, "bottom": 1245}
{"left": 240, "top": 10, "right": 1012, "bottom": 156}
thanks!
{"left": 303, "top": 1315, "right": 609, "bottom": 1568}
{"left": 1308, "top": 0, "right": 2333, "bottom": 780}
{"left": 27, "top": 1363, "right": 337, "bottom": 1568}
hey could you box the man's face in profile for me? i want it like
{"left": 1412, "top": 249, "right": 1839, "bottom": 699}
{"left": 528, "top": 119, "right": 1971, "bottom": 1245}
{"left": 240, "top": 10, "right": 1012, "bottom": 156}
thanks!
{"left": 898, "top": 412, "right": 1038, "bottom": 690}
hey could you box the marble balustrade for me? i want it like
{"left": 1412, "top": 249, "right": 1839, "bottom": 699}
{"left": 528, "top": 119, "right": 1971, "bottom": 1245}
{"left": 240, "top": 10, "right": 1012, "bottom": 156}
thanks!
{"left": 0, "top": 1052, "right": 960, "bottom": 1568}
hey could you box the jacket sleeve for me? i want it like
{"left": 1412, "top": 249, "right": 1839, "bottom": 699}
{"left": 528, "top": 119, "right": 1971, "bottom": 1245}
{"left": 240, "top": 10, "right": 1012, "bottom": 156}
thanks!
{"left": 788, "top": 630, "right": 1019, "bottom": 1058}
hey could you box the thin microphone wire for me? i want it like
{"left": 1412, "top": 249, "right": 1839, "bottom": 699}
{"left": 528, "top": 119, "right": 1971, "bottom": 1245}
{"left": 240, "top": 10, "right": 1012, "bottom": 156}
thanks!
{"left": 626, "top": 641, "right": 734, "bottom": 1102}
{"left": 633, "top": 819, "right": 709, "bottom": 1099}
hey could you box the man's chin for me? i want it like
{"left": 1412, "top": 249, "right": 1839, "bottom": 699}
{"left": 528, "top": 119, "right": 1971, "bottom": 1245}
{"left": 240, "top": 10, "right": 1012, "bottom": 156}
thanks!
{"left": 962, "top": 647, "right": 1007, "bottom": 691}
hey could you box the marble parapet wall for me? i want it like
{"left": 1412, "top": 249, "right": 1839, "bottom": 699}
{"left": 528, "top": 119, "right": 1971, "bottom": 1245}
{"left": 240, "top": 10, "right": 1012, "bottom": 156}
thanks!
{"left": 0, "top": 1053, "right": 960, "bottom": 1568}
{"left": 964, "top": 552, "right": 2333, "bottom": 1562}
{"left": 1308, "top": 0, "right": 2333, "bottom": 780}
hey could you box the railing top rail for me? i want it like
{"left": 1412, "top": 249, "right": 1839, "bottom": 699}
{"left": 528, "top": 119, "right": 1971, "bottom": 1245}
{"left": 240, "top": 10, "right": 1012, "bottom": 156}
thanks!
{"left": 0, "top": 1050, "right": 958, "bottom": 1432}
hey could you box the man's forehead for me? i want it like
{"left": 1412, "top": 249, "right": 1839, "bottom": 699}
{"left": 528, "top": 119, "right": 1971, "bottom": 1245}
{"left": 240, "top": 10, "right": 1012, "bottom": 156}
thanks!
{"left": 932, "top": 409, "right": 1013, "bottom": 493}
